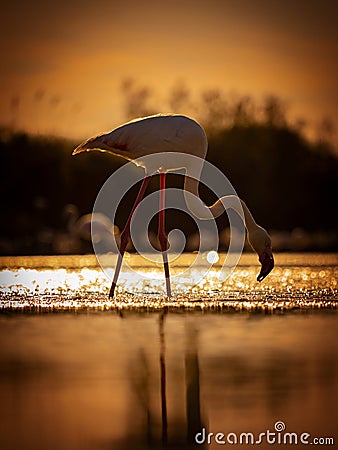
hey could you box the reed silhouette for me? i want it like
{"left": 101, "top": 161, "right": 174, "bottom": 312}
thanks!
{"left": 0, "top": 85, "right": 337, "bottom": 255}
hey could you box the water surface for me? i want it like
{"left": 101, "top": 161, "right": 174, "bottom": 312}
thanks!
{"left": 0, "top": 311, "right": 337, "bottom": 449}
{"left": 0, "top": 253, "right": 337, "bottom": 449}
{"left": 0, "top": 253, "right": 337, "bottom": 310}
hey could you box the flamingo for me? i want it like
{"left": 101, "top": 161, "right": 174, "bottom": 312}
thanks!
{"left": 59, "top": 204, "right": 120, "bottom": 252}
{"left": 73, "top": 114, "right": 274, "bottom": 297}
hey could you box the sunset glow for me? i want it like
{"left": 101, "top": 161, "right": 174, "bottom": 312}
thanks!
{"left": 1, "top": 0, "right": 337, "bottom": 144}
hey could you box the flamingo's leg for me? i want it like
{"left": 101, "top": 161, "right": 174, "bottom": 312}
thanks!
{"left": 158, "top": 173, "right": 172, "bottom": 297}
{"left": 109, "top": 176, "right": 151, "bottom": 298}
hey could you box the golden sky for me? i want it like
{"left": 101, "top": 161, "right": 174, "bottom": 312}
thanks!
{"left": 1, "top": 0, "right": 337, "bottom": 143}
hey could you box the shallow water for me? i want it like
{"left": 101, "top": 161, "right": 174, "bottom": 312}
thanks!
{"left": 0, "top": 253, "right": 337, "bottom": 310}
{"left": 0, "top": 311, "right": 337, "bottom": 449}
{"left": 0, "top": 254, "right": 337, "bottom": 449}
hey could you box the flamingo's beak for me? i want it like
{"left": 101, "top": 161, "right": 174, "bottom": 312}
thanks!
{"left": 257, "top": 245, "right": 274, "bottom": 282}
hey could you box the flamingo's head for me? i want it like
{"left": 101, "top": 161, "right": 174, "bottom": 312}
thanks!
{"left": 248, "top": 226, "right": 274, "bottom": 282}
{"left": 257, "top": 244, "right": 274, "bottom": 282}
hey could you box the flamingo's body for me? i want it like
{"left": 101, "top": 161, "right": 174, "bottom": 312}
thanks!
{"left": 73, "top": 114, "right": 274, "bottom": 297}
{"left": 77, "top": 114, "right": 207, "bottom": 164}
{"left": 55, "top": 204, "right": 120, "bottom": 254}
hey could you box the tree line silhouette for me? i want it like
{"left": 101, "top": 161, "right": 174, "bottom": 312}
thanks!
{"left": 0, "top": 84, "right": 337, "bottom": 255}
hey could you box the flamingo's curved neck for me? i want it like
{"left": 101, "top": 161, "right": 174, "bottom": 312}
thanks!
{"left": 183, "top": 174, "right": 258, "bottom": 234}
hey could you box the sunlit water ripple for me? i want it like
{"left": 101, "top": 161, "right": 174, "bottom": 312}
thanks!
{"left": 0, "top": 253, "right": 337, "bottom": 311}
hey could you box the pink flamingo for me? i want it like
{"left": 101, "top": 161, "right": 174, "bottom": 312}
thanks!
{"left": 73, "top": 114, "right": 274, "bottom": 297}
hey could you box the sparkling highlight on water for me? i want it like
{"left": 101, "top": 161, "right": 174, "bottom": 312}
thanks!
{"left": 0, "top": 254, "right": 337, "bottom": 311}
